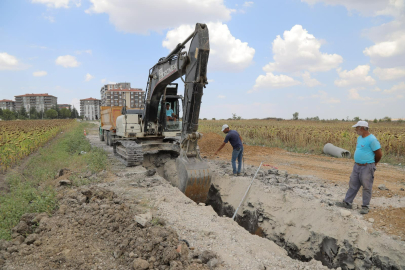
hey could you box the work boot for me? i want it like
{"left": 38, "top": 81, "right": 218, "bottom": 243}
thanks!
{"left": 335, "top": 201, "right": 353, "bottom": 209}
{"left": 237, "top": 173, "right": 242, "bottom": 176}
{"left": 360, "top": 206, "right": 369, "bottom": 215}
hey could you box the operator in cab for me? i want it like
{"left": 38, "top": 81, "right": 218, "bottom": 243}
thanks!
{"left": 166, "top": 103, "right": 177, "bottom": 121}
{"left": 214, "top": 124, "right": 244, "bottom": 176}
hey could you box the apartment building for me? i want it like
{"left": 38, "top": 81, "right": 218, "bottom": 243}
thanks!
{"left": 100, "top": 82, "right": 131, "bottom": 105}
{"left": 0, "top": 99, "right": 15, "bottom": 111}
{"left": 104, "top": 89, "right": 145, "bottom": 108}
{"left": 58, "top": 104, "right": 72, "bottom": 110}
{"left": 14, "top": 93, "right": 57, "bottom": 112}
{"left": 80, "top": 98, "right": 101, "bottom": 120}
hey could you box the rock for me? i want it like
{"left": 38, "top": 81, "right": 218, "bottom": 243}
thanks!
{"left": 12, "top": 221, "right": 30, "bottom": 235}
{"left": 198, "top": 203, "right": 205, "bottom": 206}
{"left": 340, "top": 209, "right": 351, "bottom": 217}
{"left": 400, "top": 188, "right": 404, "bottom": 191}
{"left": 76, "top": 194, "right": 87, "bottom": 204}
{"left": 132, "top": 258, "right": 149, "bottom": 270}
{"left": 134, "top": 211, "right": 152, "bottom": 227}
{"left": 32, "top": 213, "right": 48, "bottom": 224}
{"left": 368, "top": 218, "right": 375, "bottom": 223}
{"left": 59, "top": 180, "right": 71, "bottom": 186}
{"left": 207, "top": 258, "right": 218, "bottom": 268}
{"left": 146, "top": 169, "right": 156, "bottom": 177}
{"left": 12, "top": 235, "right": 25, "bottom": 245}
{"left": 177, "top": 242, "right": 189, "bottom": 261}
{"left": 199, "top": 250, "right": 216, "bottom": 264}
{"left": 81, "top": 188, "right": 92, "bottom": 197}
{"left": 163, "top": 247, "right": 179, "bottom": 264}
{"left": 378, "top": 184, "right": 387, "bottom": 190}
{"left": 25, "top": 234, "right": 38, "bottom": 245}
{"left": 20, "top": 213, "right": 37, "bottom": 225}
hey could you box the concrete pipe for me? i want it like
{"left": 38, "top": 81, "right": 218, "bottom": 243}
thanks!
{"left": 323, "top": 143, "right": 351, "bottom": 158}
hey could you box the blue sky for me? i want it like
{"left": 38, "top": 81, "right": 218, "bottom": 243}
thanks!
{"left": 1, "top": 0, "right": 404, "bottom": 120}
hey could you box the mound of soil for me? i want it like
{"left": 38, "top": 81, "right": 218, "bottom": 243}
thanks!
{"left": 0, "top": 187, "right": 216, "bottom": 270}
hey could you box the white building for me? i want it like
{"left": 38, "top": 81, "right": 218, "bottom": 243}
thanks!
{"left": 80, "top": 98, "right": 101, "bottom": 120}
{"left": 0, "top": 99, "right": 15, "bottom": 111}
{"left": 100, "top": 82, "right": 131, "bottom": 105}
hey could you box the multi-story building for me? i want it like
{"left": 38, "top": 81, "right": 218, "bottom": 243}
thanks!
{"left": 58, "top": 104, "right": 72, "bottom": 110}
{"left": 80, "top": 98, "right": 101, "bottom": 120}
{"left": 14, "top": 93, "right": 57, "bottom": 112}
{"left": 0, "top": 99, "right": 15, "bottom": 111}
{"left": 104, "top": 88, "right": 145, "bottom": 108}
{"left": 100, "top": 82, "right": 131, "bottom": 105}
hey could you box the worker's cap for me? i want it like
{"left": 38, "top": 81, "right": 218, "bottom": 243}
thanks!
{"left": 221, "top": 124, "right": 229, "bottom": 131}
{"left": 352, "top": 121, "right": 368, "bottom": 128}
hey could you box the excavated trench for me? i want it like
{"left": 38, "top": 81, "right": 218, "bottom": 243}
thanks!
{"left": 141, "top": 155, "right": 404, "bottom": 270}
{"left": 205, "top": 184, "right": 404, "bottom": 270}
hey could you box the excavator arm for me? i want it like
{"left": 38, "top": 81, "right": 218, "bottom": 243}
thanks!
{"left": 143, "top": 23, "right": 211, "bottom": 203}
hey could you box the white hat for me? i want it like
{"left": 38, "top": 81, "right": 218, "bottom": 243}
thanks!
{"left": 352, "top": 121, "right": 368, "bottom": 128}
{"left": 221, "top": 124, "right": 229, "bottom": 131}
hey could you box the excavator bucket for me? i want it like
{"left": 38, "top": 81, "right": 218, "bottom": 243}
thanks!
{"left": 176, "top": 156, "right": 211, "bottom": 203}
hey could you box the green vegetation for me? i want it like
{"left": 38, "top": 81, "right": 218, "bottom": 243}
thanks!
{"left": 0, "top": 122, "right": 108, "bottom": 240}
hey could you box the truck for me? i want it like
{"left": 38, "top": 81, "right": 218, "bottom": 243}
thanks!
{"left": 99, "top": 23, "right": 211, "bottom": 203}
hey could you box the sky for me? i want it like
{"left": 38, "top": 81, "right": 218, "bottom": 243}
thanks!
{"left": 0, "top": 0, "right": 404, "bottom": 120}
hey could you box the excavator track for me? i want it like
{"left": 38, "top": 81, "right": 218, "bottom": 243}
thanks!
{"left": 114, "top": 140, "right": 143, "bottom": 167}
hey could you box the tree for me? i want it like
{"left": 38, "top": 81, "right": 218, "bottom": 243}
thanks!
{"left": 0, "top": 108, "right": 3, "bottom": 117}
{"left": 2, "top": 109, "right": 15, "bottom": 120}
{"left": 353, "top": 116, "right": 360, "bottom": 121}
{"left": 18, "top": 106, "right": 28, "bottom": 119}
{"left": 212, "top": 118, "right": 216, "bottom": 120}
{"left": 71, "top": 107, "right": 79, "bottom": 119}
{"left": 383, "top": 116, "right": 391, "bottom": 122}
{"left": 45, "top": 109, "right": 58, "bottom": 119}
{"left": 373, "top": 118, "right": 378, "bottom": 123}
{"left": 232, "top": 113, "right": 241, "bottom": 120}
{"left": 60, "top": 108, "right": 71, "bottom": 118}
{"left": 293, "top": 112, "right": 299, "bottom": 120}
{"left": 29, "top": 107, "right": 39, "bottom": 119}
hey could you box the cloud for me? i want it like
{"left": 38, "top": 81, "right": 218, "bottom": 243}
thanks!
{"left": 263, "top": 25, "right": 342, "bottom": 73}
{"left": 85, "top": 73, "right": 95, "bottom": 82}
{"left": 0, "top": 52, "right": 28, "bottom": 70}
{"left": 302, "top": 71, "right": 322, "bottom": 87}
{"left": 301, "top": 0, "right": 404, "bottom": 17}
{"left": 43, "top": 15, "right": 55, "bottom": 23}
{"left": 32, "top": 0, "right": 81, "bottom": 8}
{"left": 312, "top": 90, "right": 340, "bottom": 103}
{"left": 217, "top": 95, "right": 226, "bottom": 99}
{"left": 383, "top": 82, "right": 405, "bottom": 94}
{"left": 250, "top": 72, "right": 301, "bottom": 92}
{"left": 163, "top": 22, "right": 255, "bottom": 72}
{"left": 75, "top": 50, "right": 92, "bottom": 55}
{"left": 334, "top": 65, "right": 376, "bottom": 87}
{"left": 86, "top": 0, "right": 234, "bottom": 34}
{"left": 55, "top": 55, "right": 80, "bottom": 68}
{"left": 243, "top": 1, "right": 254, "bottom": 7}
{"left": 33, "top": 71, "right": 47, "bottom": 77}
{"left": 373, "top": 67, "right": 405, "bottom": 80}
{"left": 347, "top": 87, "right": 374, "bottom": 102}
{"left": 101, "top": 79, "right": 107, "bottom": 84}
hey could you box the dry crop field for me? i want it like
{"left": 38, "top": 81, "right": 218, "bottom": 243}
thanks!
{"left": 0, "top": 119, "right": 74, "bottom": 172}
{"left": 199, "top": 119, "right": 405, "bottom": 162}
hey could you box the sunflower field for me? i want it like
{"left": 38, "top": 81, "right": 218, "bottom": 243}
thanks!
{"left": 0, "top": 119, "right": 74, "bottom": 171}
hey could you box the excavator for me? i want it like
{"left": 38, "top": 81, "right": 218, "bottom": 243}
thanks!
{"left": 109, "top": 23, "right": 211, "bottom": 203}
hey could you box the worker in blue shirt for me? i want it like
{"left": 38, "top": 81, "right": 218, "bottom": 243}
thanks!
{"left": 214, "top": 124, "right": 244, "bottom": 176}
{"left": 166, "top": 103, "right": 177, "bottom": 121}
{"left": 336, "top": 121, "right": 383, "bottom": 214}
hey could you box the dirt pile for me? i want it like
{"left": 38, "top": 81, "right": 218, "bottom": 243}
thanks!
{"left": 0, "top": 186, "right": 215, "bottom": 270}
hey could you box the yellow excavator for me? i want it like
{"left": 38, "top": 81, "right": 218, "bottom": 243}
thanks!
{"left": 100, "top": 23, "right": 211, "bottom": 203}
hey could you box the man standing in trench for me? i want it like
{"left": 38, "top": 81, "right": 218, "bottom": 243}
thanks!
{"left": 336, "top": 121, "right": 382, "bottom": 214}
{"left": 214, "top": 124, "right": 243, "bottom": 176}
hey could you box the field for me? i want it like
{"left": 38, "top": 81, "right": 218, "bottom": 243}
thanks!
{"left": 0, "top": 119, "right": 74, "bottom": 172}
{"left": 199, "top": 119, "right": 405, "bottom": 163}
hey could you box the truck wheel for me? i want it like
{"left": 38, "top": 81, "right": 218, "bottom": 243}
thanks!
{"left": 108, "top": 132, "right": 114, "bottom": 147}
{"left": 105, "top": 131, "right": 109, "bottom": 145}
{"left": 99, "top": 129, "right": 105, "bottom": 141}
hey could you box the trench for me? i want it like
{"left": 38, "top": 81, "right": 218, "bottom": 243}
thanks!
{"left": 205, "top": 184, "right": 403, "bottom": 270}
{"left": 141, "top": 155, "right": 403, "bottom": 270}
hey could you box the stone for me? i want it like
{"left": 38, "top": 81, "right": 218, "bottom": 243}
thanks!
{"left": 400, "top": 188, "right": 404, "bottom": 191}
{"left": 13, "top": 221, "right": 30, "bottom": 235}
{"left": 368, "top": 218, "right": 375, "bottom": 223}
{"left": 340, "top": 209, "right": 351, "bottom": 217}
{"left": 134, "top": 211, "right": 152, "bottom": 227}
{"left": 378, "top": 184, "right": 387, "bottom": 190}
{"left": 163, "top": 247, "right": 179, "bottom": 264}
{"left": 32, "top": 213, "right": 48, "bottom": 224}
{"left": 207, "top": 258, "right": 218, "bottom": 268}
{"left": 13, "top": 235, "right": 25, "bottom": 245}
{"left": 59, "top": 180, "right": 71, "bottom": 186}
{"left": 25, "top": 234, "right": 38, "bottom": 245}
{"left": 199, "top": 250, "right": 216, "bottom": 264}
{"left": 132, "top": 258, "right": 149, "bottom": 270}
{"left": 198, "top": 203, "right": 205, "bottom": 206}
{"left": 146, "top": 169, "right": 156, "bottom": 177}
